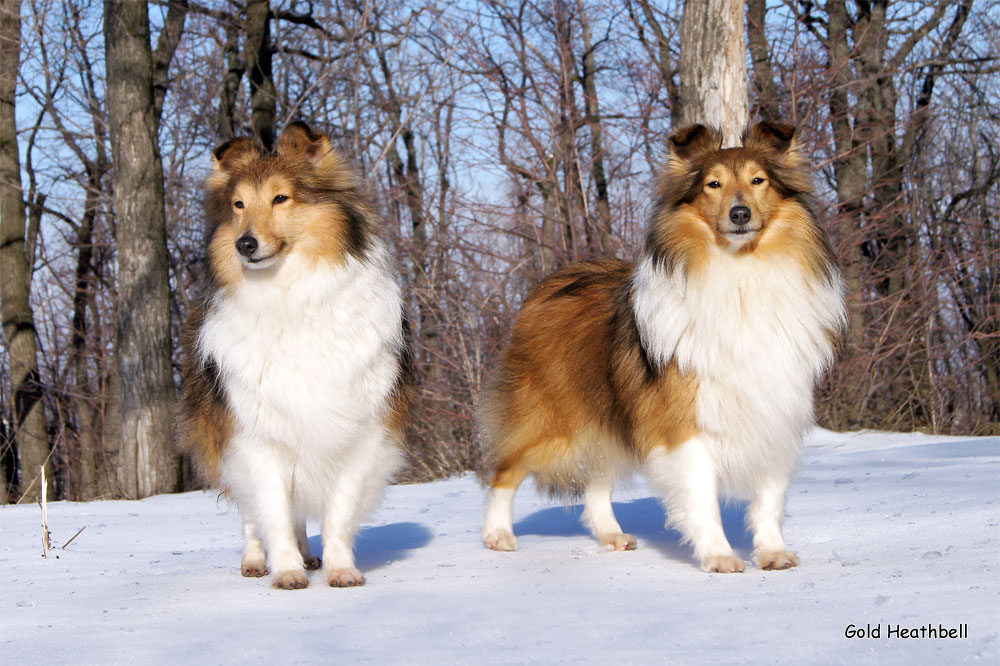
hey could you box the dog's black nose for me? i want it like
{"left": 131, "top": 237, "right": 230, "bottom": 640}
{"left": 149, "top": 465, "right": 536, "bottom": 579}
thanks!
{"left": 236, "top": 235, "right": 258, "bottom": 257}
{"left": 729, "top": 205, "right": 752, "bottom": 226}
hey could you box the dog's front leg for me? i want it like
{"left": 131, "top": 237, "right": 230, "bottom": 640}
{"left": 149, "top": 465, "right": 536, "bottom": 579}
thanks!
{"left": 319, "top": 427, "right": 399, "bottom": 588}
{"left": 224, "top": 436, "right": 308, "bottom": 589}
{"left": 240, "top": 519, "right": 268, "bottom": 577}
{"left": 644, "top": 437, "right": 745, "bottom": 573}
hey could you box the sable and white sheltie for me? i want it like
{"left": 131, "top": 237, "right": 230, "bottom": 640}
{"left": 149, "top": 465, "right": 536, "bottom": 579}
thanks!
{"left": 480, "top": 122, "right": 846, "bottom": 573}
{"left": 178, "top": 122, "right": 413, "bottom": 590}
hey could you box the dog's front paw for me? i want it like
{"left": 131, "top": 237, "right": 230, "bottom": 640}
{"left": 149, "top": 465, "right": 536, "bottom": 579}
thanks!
{"left": 702, "top": 554, "right": 746, "bottom": 573}
{"left": 757, "top": 549, "right": 799, "bottom": 571}
{"left": 327, "top": 567, "right": 365, "bottom": 587}
{"left": 241, "top": 554, "right": 269, "bottom": 578}
{"left": 241, "top": 563, "right": 269, "bottom": 577}
{"left": 483, "top": 529, "right": 518, "bottom": 551}
{"left": 272, "top": 570, "right": 310, "bottom": 590}
{"left": 599, "top": 533, "right": 637, "bottom": 551}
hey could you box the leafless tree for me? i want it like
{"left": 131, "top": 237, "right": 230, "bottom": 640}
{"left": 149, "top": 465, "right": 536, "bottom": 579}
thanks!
{"left": 0, "top": 0, "right": 52, "bottom": 502}
{"left": 104, "top": 0, "right": 186, "bottom": 497}
{"left": 0, "top": 0, "right": 993, "bottom": 500}
{"left": 678, "top": 0, "right": 748, "bottom": 144}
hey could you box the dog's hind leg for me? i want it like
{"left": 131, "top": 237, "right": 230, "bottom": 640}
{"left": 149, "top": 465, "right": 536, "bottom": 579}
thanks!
{"left": 582, "top": 476, "right": 636, "bottom": 551}
{"left": 748, "top": 474, "right": 799, "bottom": 570}
{"left": 483, "top": 463, "right": 528, "bottom": 551}
{"left": 295, "top": 520, "right": 321, "bottom": 570}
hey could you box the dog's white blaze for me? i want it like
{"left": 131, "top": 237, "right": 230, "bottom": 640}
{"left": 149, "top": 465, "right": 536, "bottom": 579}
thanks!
{"left": 633, "top": 250, "right": 845, "bottom": 498}
{"left": 198, "top": 242, "right": 404, "bottom": 576}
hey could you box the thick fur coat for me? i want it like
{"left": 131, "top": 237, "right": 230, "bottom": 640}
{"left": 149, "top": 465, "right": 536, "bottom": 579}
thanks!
{"left": 480, "top": 122, "right": 846, "bottom": 572}
{"left": 178, "top": 123, "right": 413, "bottom": 589}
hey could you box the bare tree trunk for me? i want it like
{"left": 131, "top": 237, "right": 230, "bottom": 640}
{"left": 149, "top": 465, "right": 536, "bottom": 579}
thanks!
{"left": 71, "top": 173, "right": 101, "bottom": 499}
{"left": 747, "top": 0, "right": 779, "bottom": 120}
{"left": 826, "top": 0, "right": 867, "bottom": 353}
{"left": 244, "top": 0, "right": 276, "bottom": 150}
{"left": 218, "top": 15, "right": 245, "bottom": 141}
{"left": 104, "top": 0, "right": 179, "bottom": 498}
{"left": 0, "top": 0, "right": 52, "bottom": 503}
{"left": 678, "top": 0, "right": 748, "bottom": 145}
{"left": 575, "top": 0, "right": 615, "bottom": 256}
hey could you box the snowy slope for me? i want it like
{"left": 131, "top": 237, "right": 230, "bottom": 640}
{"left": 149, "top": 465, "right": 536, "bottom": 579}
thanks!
{"left": 2, "top": 429, "right": 997, "bottom": 665}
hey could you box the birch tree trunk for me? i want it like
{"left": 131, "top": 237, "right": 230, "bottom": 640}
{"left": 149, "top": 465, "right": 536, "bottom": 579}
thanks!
{"left": 0, "top": 0, "right": 52, "bottom": 503}
{"left": 678, "top": 0, "right": 748, "bottom": 146}
{"left": 104, "top": 0, "right": 179, "bottom": 498}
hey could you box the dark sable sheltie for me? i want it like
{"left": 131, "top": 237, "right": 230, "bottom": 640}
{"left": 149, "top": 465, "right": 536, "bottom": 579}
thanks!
{"left": 178, "top": 122, "right": 413, "bottom": 589}
{"left": 480, "top": 122, "right": 846, "bottom": 573}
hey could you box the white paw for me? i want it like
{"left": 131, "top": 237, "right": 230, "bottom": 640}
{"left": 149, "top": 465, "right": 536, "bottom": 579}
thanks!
{"left": 272, "top": 569, "right": 310, "bottom": 589}
{"left": 327, "top": 567, "right": 365, "bottom": 587}
{"left": 483, "top": 529, "right": 518, "bottom": 551}
{"left": 701, "top": 554, "right": 746, "bottom": 573}
{"left": 757, "top": 549, "right": 799, "bottom": 570}
{"left": 599, "top": 533, "right": 637, "bottom": 551}
{"left": 241, "top": 554, "right": 268, "bottom": 578}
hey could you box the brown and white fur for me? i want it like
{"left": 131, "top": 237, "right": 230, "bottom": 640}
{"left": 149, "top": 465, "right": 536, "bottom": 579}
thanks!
{"left": 480, "top": 122, "right": 846, "bottom": 572}
{"left": 178, "top": 122, "right": 413, "bottom": 589}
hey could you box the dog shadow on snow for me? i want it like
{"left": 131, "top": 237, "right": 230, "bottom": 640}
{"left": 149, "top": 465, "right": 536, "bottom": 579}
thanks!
{"left": 307, "top": 522, "right": 433, "bottom": 573}
{"left": 513, "top": 497, "right": 754, "bottom": 563}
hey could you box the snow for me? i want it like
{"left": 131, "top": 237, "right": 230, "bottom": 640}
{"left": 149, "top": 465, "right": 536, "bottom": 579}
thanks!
{"left": 2, "top": 429, "right": 998, "bottom": 665}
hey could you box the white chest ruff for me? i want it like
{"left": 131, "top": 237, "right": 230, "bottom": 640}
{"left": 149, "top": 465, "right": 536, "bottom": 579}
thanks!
{"left": 198, "top": 249, "right": 403, "bottom": 450}
{"left": 633, "top": 252, "right": 845, "bottom": 493}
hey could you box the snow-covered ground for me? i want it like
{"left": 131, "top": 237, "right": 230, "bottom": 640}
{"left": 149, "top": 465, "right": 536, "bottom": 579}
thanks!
{"left": 2, "top": 429, "right": 997, "bottom": 665}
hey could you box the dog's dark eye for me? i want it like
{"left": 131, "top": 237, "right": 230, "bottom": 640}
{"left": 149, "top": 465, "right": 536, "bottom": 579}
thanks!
{"left": 752, "top": 177, "right": 765, "bottom": 185}
{"left": 273, "top": 194, "right": 289, "bottom": 205}
{"left": 707, "top": 181, "right": 721, "bottom": 189}
{"left": 233, "top": 201, "right": 244, "bottom": 209}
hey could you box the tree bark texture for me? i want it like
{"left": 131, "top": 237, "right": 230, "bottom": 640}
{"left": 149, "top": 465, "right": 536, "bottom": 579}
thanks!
{"left": 104, "top": 0, "right": 179, "bottom": 498}
{"left": 576, "top": 0, "right": 615, "bottom": 256}
{"left": 826, "top": 0, "right": 867, "bottom": 352}
{"left": 746, "top": 0, "right": 779, "bottom": 120}
{"left": 678, "top": 0, "right": 748, "bottom": 145}
{"left": 217, "top": 15, "right": 245, "bottom": 142}
{"left": 0, "top": 0, "right": 52, "bottom": 503}
{"left": 243, "top": 0, "right": 276, "bottom": 150}
{"left": 71, "top": 172, "right": 101, "bottom": 500}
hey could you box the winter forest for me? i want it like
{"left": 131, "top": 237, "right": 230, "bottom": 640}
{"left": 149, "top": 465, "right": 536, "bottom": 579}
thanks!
{"left": 0, "top": 0, "right": 996, "bottom": 503}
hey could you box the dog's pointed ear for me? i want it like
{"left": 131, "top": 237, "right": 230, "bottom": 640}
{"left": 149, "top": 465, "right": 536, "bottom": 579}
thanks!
{"left": 742, "top": 121, "right": 798, "bottom": 154}
{"left": 211, "top": 137, "right": 261, "bottom": 174}
{"left": 743, "top": 122, "right": 813, "bottom": 194}
{"left": 277, "top": 121, "right": 345, "bottom": 172}
{"left": 657, "top": 125, "right": 723, "bottom": 208}
{"left": 668, "top": 125, "right": 723, "bottom": 162}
